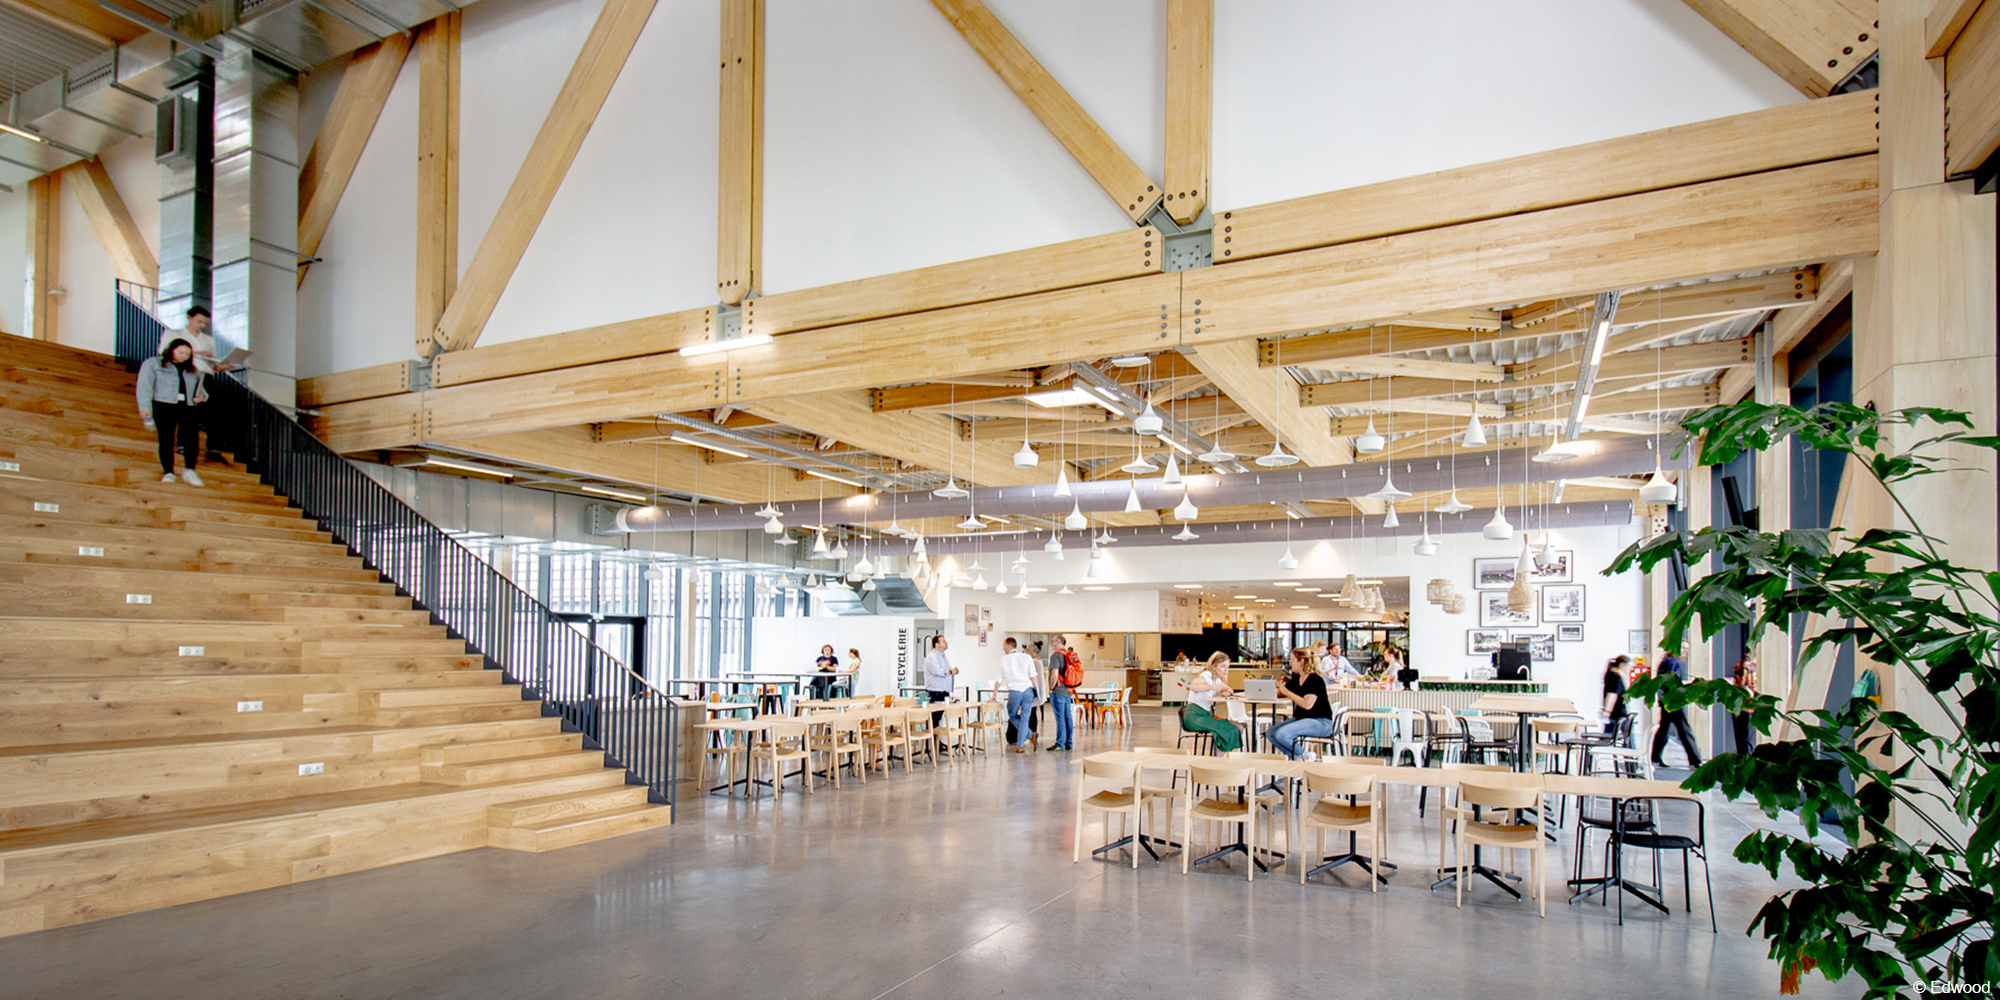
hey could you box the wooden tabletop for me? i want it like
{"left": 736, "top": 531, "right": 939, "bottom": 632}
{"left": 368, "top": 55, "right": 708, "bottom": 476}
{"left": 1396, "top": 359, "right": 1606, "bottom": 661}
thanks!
{"left": 1469, "top": 694, "right": 1578, "bottom": 714}
{"left": 1083, "top": 751, "right": 1692, "bottom": 799}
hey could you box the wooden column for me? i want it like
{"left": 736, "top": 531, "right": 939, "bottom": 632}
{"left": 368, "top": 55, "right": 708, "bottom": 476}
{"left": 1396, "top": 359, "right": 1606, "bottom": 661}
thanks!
{"left": 1682, "top": 463, "right": 1715, "bottom": 761}
{"left": 1163, "top": 0, "right": 1210, "bottom": 224}
{"left": 717, "top": 0, "right": 763, "bottom": 306}
{"left": 1854, "top": 0, "right": 1998, "bottom": 836}
{"left": 1753, "top": 336, "right": 1792, "bottom": 713}
{"left": 25, "top": 172, "right": 61, "bottom": 341}
{"left": 416, "top": 11, "right": 462, "bottom": 355}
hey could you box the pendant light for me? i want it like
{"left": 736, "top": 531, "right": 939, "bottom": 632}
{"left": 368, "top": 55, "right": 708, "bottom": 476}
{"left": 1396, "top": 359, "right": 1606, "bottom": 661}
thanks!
{"left": 854, "top": 553, "right": 875, "bottom": 577}
{"left": 1462, "top": 328, "right": 1487, "bottom": 446}
{"left": 1382, "top": 504, "right": 1400, "bottom": 528}
{"left": 1506, "top": 541, "right": 1535, "bottom": 612}
{"left": 1279, "top": 548, "right": 1299, "bottom": 570}
{"left": 1435, "top": 490, "right": 1473, "bottom": 514}
{"left": 763, "top": 516, "right": 785, "bottom": 535}
{"left": 1534, "top": 533, "right": 1558, "bottom": 570}
{"left": 1065, "top": 502, "right": 1088, "bottom": 531}
{"left": 1638, "top": 298, "right": 1679, "bottom": 505}
{"left": 912, "top": 535, "right": 927, "bottom": 559}
{"left": 1258, "top": 338, "right": 1301, "bottom": 467}
{"left": 958, "top": 513, "right": 984, "bottom": 531}
{"left": 1058, "top": 584, "right": 1075, "bottom": 595}
{"left": 1173, "top": 488, "right": 1198, "bottom": 522}
{"left": 1043, "top": 533, "right": 1064, "bottom": 554}
{"left": 1365, "top": 468, "right": 1411, "bottom": 503}
{"left": 1482, "top": 504, "right": 1513, "bottom": 540}
{"left": 755, "top": 503, "right": 780, "bottom": 520}
{"left": 1198, "top": 386, "right": 1235, "bottom": 464}
{"left": 1161, "top": 453, "right": 1182, "bottom": 486}
{"left": 1414, "top": 516, "right": 1439, "bottom": 556}
{"left": 1124, "top": 480, "right": 1143, "bottom": 513}
{"left": 1013, "top": 440, "right": 1038, "bottom": 468}
{"left": 811, "top": 530, "right": 830, "bottom": 557}
{"left": 1085, "top": 553, "right": 1103, "bottom": 579}
{"left": 935, "top": 383, "right": 969, "bottom": 498}
{"left": 1122, "top": 454, "right": 1159, "bottom": 475}
{"left": 1133, "top": 399, "right": 1164, "bottom": 436}
{"left": 1338, "top": 574, "right": 1360, "bottom": 602}
{"left": 1095, "top": 527, "right": 1116, "bottom": 545}
{"left": 1052, "top": 399, "right": 1073, "bottom": 497}
{"left": 1053, "top": 466, "right": 1072, "bottom": 498}
{"left": 1355, "top": 418, "right": 1385, "bottom": 454}
{"left": 995, "top": 580, "right": 1008, "bottom": 595}
{"left": 829, "top": 538, "right": 848, "bottom": 560}
{"left": 1173, "top": 525, "right": 1199, "bottom": 541}
{"left": 972, "top": 570, "right": 990, "bottom": 591}
{"left": 1013, "top": 584, "right": 1029, "bottom": 600}
{"left": 934, "top": 477, "right": 968, "bottom": 500}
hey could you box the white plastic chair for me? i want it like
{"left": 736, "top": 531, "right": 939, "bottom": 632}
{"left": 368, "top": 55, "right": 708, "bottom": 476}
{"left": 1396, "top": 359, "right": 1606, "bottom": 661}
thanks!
{"left": 1387, "top": 708, "right": 1426, "bottom": 767}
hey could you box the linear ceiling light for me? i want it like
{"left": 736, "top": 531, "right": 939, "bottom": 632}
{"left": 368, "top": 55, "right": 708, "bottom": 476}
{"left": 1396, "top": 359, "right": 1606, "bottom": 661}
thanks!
{"left": 581, "top": 485, "right": 647, "bottom": 503}
{"left": 668, "top": 434, "right": 752, "bottom": 459}
{"left": 423, "top": 458, "right": 511, "bottom": 478}
{"left": 678, "top": 332, "right": 773, "bottom": 358}
{"left": 0, "top": 122, "right": 49, "bottom": 144}
{"left": 806, "top": 469, "right": 865, "bottom": 489}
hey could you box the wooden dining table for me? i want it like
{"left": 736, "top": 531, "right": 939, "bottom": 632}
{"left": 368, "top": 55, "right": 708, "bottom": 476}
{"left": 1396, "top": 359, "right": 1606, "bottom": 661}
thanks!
{"left": 1469, "top": 694, "right": 1578, "bottom": 772}
{"left": 1082, "top": 751, "right": 1693, "bottom": 898}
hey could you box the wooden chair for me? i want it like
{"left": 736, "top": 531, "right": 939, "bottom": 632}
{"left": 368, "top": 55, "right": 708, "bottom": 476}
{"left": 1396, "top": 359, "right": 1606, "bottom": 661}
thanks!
{"left": 753, "top": 720, "right": 813, "bottom": 796}
{"left": 932, "top": 703, "right": 971, "bottom": 762}
{"left": 1299, "top": 765, "right": 1385, "bottom": 891}
{"left": 695, "top": 721, "right": 747, "bottom": 795}
{"left": 812, "top": 711, "right": 868, "bottom": 787}
{"left": 1454, "top": 780, "right": 1547, "bottom": 916}
{"left": 1183, "top": 763, "right": 1262, "bottom": 881}
{"left": 877, "top": 708, "right": 917, "bottom": 774}
{"left": 1436, "top": 762, "right": 1514, "bottom": 873}
{"left": 902, "top": 707, "right": 938, "bottom": 767}
{"left": 1130, "top": 745, "right": 1188, "bottom": 833}
{"left": 1073, "top": 759, "right": 1149, "bottom": 868}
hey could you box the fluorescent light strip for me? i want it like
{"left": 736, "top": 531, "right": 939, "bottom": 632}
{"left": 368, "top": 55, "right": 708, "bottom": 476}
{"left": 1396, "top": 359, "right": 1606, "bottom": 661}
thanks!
{"left": 581, "top": 485, "right": 647, "bottom": 503}
{"left": 668, "top": 434, "right": 752, "bottom": 459}
{"left": 0, "top": 123, "right": 48, "bottom": 144}
{"left": 423, "top": 458, "right": 510, "bottom": 478}
{"left": 806, "top": 469, "right": 865, "bottom": 489}
{"left": 1156, "top": 434, "right": 1193, "bottom": 455}
{"left": 678, "top": 333, "right": 774, "bottom": 358}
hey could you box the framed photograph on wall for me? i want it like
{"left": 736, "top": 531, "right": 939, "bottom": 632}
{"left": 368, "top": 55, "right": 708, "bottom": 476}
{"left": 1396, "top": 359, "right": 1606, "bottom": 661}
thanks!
{"left": 1467, "top": 629, "right": 1509, "bottom": 654}
{"left": 1629, "top": 629, "right": 1651, "bottom": 655}
{"left": 1556, "top": 624, "right": 1585, "bottom": 642}
{"left": 1478, "top": 592, "right": 1538, "bottom": 628}
{"left": 1522, "top": 633, "right": 1556, "bottom": 661}
{"left": 1529, "top": 550, "right": 1575, "bottom": 584}
{"left": 963, "top": 604, "right": 980, "bottom": 636}
{"left": 1541, "top": 585, "right": 1586, "bottom": 623}
{"left": 1473, "top": 558, "right": 1515, "bottom": 590}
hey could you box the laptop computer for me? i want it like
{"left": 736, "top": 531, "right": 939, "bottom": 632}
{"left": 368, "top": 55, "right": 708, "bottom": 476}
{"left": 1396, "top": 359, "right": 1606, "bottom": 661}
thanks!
{"left": 1243, "top": 677, "right": 1278, "bottom": 701}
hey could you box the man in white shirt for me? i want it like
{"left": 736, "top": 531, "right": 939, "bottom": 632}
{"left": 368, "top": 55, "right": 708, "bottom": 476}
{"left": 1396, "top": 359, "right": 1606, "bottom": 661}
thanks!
{"left": 1326, "top": 648, "right": 1361, "bottom": 680}
{"left": 157, "top": 306, "right": 235, "bottom": 462}
{"left": 923, "top": 635, "right": 957, "bottom": 725}
{"left": 998, "top": 637, "right": 1040, "bottom": 754}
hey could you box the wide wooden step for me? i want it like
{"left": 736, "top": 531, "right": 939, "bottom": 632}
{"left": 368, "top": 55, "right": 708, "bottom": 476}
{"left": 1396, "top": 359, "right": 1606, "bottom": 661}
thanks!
{"left": 420, "top": 750, "right": 607, "bottom": 786}
{"left": 371, "top": 685, "right": 522, "bottom": 709}
{"left": 0, "top": 767, "right": 632, "bottom": 937}
{"left": 422, "top": 733, "right": 583, "bottom": 766}
{"left": 488, "top": 793, "right": 669, "bottom": 853}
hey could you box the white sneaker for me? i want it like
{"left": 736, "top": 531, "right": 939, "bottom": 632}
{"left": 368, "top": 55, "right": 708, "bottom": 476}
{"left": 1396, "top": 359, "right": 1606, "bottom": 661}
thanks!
{"left": 161, "top": 473, "right": 177, "bottom": 484}
{"left": 180, "top": 470, "right": 205, "bottom": 488}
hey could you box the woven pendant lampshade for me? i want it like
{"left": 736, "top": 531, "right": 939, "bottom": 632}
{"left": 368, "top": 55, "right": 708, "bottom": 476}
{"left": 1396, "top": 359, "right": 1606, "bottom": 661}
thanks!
{"left": 1426, "top": 578, "right": 1453, "bottom": 605}
{"left": 1443, "top": 592, "right": 1468, "bottom": 615}
{"left": 1506, "top": 543, "right": 1535, "bottom": 612}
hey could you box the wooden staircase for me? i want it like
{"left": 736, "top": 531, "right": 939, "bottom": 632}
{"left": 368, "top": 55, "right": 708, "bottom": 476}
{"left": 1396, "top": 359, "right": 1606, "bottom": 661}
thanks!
{"left": 0, "top": 336, "right": 670, "bottom": 939}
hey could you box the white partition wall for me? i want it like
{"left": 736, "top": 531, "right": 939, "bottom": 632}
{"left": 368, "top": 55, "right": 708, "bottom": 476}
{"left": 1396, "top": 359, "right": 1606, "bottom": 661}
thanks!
{"left": 750, "top": 615, "right": 917, "bottom": 698}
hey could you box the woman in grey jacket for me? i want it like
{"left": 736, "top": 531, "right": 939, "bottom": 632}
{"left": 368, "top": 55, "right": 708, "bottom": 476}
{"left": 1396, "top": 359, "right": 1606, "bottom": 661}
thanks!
{"left": 136, "top": 339, "right": 208, "bottom": 487}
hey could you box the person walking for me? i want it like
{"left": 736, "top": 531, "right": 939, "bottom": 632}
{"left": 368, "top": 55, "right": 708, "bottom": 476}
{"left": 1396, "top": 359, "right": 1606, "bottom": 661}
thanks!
{"left": 1649, "top": 644, "right": 1704, "bottom": 769}
{"left": 1602, "top": 655, "right": 1632, "bottom": 737}
{"left": 1180, "top": 652, "right": 1243, "bottom": 753}
{"left": 136, "top": 339, "right": 207, "bottom": 487}
{"left": 1046, "top": 635, "right": 1079, "bottom": 752}
{"left": 1267, "top": 647, "right": 1335, "bottom": 759}
{"left": 157, "top": 306, "right": 236, "bottom": 462}
{"left": 1731, "top": 654, "right": 1759, "bottom": 754}
{"left": 923, "top": 635, "right": 958, "bottom": 726}
{"left": 999, "top": 638, "right": 1039, "bottom": 754}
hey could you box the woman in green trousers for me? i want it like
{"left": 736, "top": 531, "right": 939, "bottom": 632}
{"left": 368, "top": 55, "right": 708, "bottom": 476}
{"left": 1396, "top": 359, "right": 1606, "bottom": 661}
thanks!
{"left": 1180, "top": 651, "right": 1243, "bottom": 753}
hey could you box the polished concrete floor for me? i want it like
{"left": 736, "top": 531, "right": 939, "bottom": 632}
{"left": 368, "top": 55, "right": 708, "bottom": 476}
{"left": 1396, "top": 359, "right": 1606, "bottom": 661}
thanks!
{"left": 4, "top": 708, "right": 1854, "bottom": 999}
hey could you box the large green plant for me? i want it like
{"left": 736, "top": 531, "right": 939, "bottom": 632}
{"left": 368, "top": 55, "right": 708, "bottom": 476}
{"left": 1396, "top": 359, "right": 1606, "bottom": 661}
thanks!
{"left": 1611, "top": 402, "right": 1999, "bottom": 996}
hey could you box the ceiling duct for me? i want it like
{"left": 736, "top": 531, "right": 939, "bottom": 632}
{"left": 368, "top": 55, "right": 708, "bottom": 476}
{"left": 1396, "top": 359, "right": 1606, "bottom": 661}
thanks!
{"left": 1, "top": 0, "right": 479, "bottom": 188}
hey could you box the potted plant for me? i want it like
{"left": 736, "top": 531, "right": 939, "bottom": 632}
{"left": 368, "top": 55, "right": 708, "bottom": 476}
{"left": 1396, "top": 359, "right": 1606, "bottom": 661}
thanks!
{"left": 1612, "top": 401, "right": 1999, "bottom": 996}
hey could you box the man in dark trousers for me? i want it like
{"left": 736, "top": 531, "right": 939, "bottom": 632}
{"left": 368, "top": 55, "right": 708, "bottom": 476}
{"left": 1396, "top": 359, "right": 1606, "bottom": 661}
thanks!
{"left": 1650, "top": 644, "right": 1704, "bottom": 768}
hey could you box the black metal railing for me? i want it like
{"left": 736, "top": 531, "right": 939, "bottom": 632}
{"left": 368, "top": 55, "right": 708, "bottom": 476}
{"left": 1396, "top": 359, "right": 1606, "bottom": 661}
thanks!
{"left": 181, "top": 341, "right": 678, "bottom": 811}
{"left": 114, "top": 280, "right": 165, "bottom": 366}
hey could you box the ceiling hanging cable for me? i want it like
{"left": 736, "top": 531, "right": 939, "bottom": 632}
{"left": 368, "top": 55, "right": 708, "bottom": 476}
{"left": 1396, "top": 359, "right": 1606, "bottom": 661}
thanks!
{"left": 1356, "top": 325, "right": 1385, "bottom": 453}
{"left": 1640, "top": 290, "right": 1680, "bottom": 504}
{"left": 1257, "top": 338, "right": 1300, "bottom": 467}
{"left": 935, "top": 383, "right": 968, "bottom": 499}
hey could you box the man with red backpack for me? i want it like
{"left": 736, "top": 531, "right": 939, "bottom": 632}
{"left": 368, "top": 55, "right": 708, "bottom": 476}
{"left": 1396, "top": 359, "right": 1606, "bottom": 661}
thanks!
{"left": 1046, "top": 635, "right": 1083, "bottom": 752}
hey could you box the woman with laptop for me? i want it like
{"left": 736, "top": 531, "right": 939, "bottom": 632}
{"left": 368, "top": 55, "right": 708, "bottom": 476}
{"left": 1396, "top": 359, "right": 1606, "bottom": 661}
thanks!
{"left": 1267, "top": 647, "right": 1335, "bottom": 759}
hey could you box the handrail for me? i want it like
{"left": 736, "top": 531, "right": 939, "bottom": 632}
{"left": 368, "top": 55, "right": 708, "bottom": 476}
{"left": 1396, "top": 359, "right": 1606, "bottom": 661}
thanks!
{"left": 166, "top": 337, "right": 678, "bottom": 811}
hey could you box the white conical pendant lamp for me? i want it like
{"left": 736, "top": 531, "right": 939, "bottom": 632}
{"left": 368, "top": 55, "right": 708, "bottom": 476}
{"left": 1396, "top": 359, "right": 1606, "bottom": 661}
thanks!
{"left": 1173, "top": 488, "right": 1198, "bottom": 522}
{"left": 1278, "top": 547, "right": 1299, "bottom": 570}
{"left": 1085, "top": 554, "right": 1103, "bottom": 579}
{"left": 829, "top": 539, "right": 848, "bottom": 559}
{"left": 1124, "top": 480, "right": 1143, "bottom": 513}
{"left": 1197, "top": 443, "right": 1235, "bottom": 464}
{"left": 1462, "top": 413, "right": 1488, "bottom": 447}
{"left": 1133, "top": 400, "right": 1164, "bottom": 435}
{"left": 1414, "top": 522, "right": 1439, "bottom": 556}
{"left": 1355, "top": 418, "right": 1385, "bottom": 454}
{"left": 1435, "top": 490, "right": 1473, "bottom": 514}
{"left": 1161, "top": 453, "right": 1182, "bottom": 486}
{"left": 1043, "top": 534, "right": 1064, "bottom": 553}
{"left": 934, "top": 478, "right": 968, "bottom": 500}
{"left": 763, "top": 517, "right": 785, "bottom": 535}
{"left": 1255, "top": 440, "right": 1299, "bottom": 467}
{"left": 1365, "top": 470, "right": 1411, "bottom": 503}
{"left": 1013, "top": 584, "right": 1029, "bottom": 600}
{"left": 1382, "top": 504, "right": 1400, "bottom": 528}
{"left": 1013, "top": 440, "right": 1038, "bottom": 468}
{"left": 755, "top": 503, "right": 780, "bottom": 520}
{"left": 854, "top": 554, "right": 875, "bottom": 576}
{"left": 958, "top": 514, "right": 984, "bottom": 530}
{"left": 912, "top": 535, "right": 927, "bottom": 558}
{"left": 811, "top": 530, "right": 830, "bottom": 557}
{"left": 1065, "top": 502, "right": 1088, "bottom": 531}
{"left": 1639, "top": 464, "right": 1679, "bottom": 504}
{"left": 994, "top": 580, "right": 1008, "bottom": 595}
{"left": 1482, "top": 505, "right": 1513, "bottom": 540}
{"left": 1121, "top": 454, "right": 1159, "bottom": 475}
{"left": 1534, "top": 534, "right": 1558, "bottom": 570}
{"left": 1058, "top": 584, "right": 1075, "bottom": 595}
{"left": 1053, "top": 465, "right": 1072, "bottom": 498}
{"left": 1173, "top": 525, "right": 1199, "bottom": 541}
{"left": 972, "top": 571, "right": 989, "bottom": 591}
